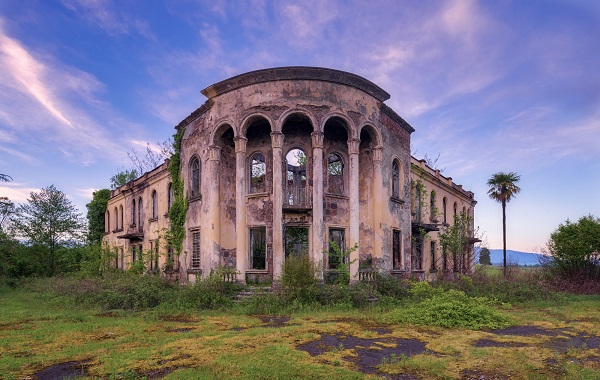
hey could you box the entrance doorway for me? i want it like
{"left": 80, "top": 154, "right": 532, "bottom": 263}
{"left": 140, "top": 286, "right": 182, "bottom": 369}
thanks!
{"left": 284, "top": 226, "right": 309, "bottom": 257}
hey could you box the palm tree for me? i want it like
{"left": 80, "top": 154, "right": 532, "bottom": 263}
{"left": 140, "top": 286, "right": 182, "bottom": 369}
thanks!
{"left": 487, "top": 172, "right": 521, "bottom": 277}
{"left": 0, "top": 174, "right": 11, "bottom": 182}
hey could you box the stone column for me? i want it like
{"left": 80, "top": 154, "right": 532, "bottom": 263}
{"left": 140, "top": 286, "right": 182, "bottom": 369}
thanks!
{"left": 208, "top": 145, "right": 221, "bottom": 273}
{"left": 234, "top": 137, "right": 248, "bottom": 283}
{"left": 271, "top": 132, "right": 284, "bottom": 280}
{"left": 348, "top": 138, "right": 360, "bottom": 283}
{"left": 372, "top": 146, "right": 384, "bottom": 269}
{"left": 311, "top": 132, "right": 324, "bottom": 281}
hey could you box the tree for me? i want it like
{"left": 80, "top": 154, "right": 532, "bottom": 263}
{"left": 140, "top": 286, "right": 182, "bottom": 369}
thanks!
{"left": 439, "top": 213, "right": 476, "bottom": 274}
{"left": 479, "top": 247, "right": 492, "bottom": 265}
{"left": 12, "top": 185, "right": 85, "bottom": 276}
{"left": 86, "top": 189, "right": 111, "bottom": 245}
{"left": 547, "top": 215, "right": 600, "bottom": 279}
{"left": 487, "top": 172, "right": 521, "bottom": 277}
{"left": 110, "top": 169, "right": 137, "bottom": 190}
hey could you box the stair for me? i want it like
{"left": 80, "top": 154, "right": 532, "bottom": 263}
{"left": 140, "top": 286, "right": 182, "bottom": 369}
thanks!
{"left": 235, "top": 286, "right": 273, "bottom": 301}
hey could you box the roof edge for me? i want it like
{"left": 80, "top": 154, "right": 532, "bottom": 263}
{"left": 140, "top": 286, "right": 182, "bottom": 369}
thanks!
{"left": 201, "top": 66, "right": 391, "bottom": 102}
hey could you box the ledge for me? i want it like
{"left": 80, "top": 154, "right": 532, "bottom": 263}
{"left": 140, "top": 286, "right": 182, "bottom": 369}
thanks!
{"left": 148, "top": 217, "right": 158, "bottom": 223}
{"left": 245, "top": 269, "right": 269, "bottom": 274}
{"left": 186, "top": 268, "right": 202, "bottom": 274}
{"left": 390, "top": 196, "right": 404, "bottom": 205}
{"left": 247, "top": 192, "right": 270, "bottom": 199}
{"left": 325, "top": 193, "right": 349, "bottom": 200}
{"left": 188, "top": 195, "right": 202, "bottom": 204}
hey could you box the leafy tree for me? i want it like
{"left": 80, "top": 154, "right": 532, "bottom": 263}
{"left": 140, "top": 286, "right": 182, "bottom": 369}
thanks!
{"left": 479, "top": 247, "right": 492, "bottom": 265}
{"left": 547, "top": 215, "right": 600, "bottom": 279}
{"left": 12, "top": 185, "right": 85, "bottom": 276}
{"left": 487, "top": 172, "right": 521, "bottom": 277}
{"left": 439, "top": 213, "right": 476, "bottom": 274}
{"left": 86, "top": 189, "right": 111, "bottom": 245}
{"left": 110, "top": 169, "right": 137, "bottom": 190}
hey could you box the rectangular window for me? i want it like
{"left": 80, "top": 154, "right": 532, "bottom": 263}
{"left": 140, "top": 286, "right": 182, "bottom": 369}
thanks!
{"left": 132, "top": 245, "right": 137, "bottom": 263}
{"left": 328, "top": 228, "right": 345, "bottom": 270}
{"left": 191, "top": 231, "right": 201, "bottom": 269}
{"left": 411, "top": 235, "right": 423, "bottom": 271}
{"left": 443, "top": 248, "right": 448, "bottom": 271}
{"left": 249, "top": 227, "right": 266, "bottom": 270}
{"left": 430, "top": 241, "right": 436, "bottom": 271}
{"left": 167, "top": 244, "right": 178, "bottom": 270}
{"left": 393, "top": 229, "right": 402, "bottom": 270}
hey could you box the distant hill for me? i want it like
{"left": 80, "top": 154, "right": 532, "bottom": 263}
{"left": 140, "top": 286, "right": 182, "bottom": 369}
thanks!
{"left": 476, "top": 248, "right": 548, "bottom": 266}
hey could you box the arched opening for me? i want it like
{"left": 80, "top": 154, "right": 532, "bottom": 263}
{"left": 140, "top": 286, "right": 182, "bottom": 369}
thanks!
{"left": 167, "top": 183, "right": 173, "bottom": 212}
{"left": 189, "top": 157, "right": 200, "bottom": 199}
{"left": 138, "top": 197, "right": 143, "bottom": 229}
{"left": 327, "top": 153, "right": 344, "bottom": 194}
{"left": 132, "top": 198, "right": 136, "bottom": 226}
{"left": 151, "top": 190, "right": 157, "bottom": 218}
{"left": 249, "top": 152, "right": 267, "bottom": 194}
{"left": 430, "top": 191, "right": 437, "bottom": 222}
{"left": 392, "top": 159, "right": 400, "bottom": 198}
{"left": 443, "top": 197, "right": 448, "bottom": 224}
{"left": 114, "top": 207, "right": 118, "bottom": 230}
{"left": 285, "top": 148, "right": 308, "bottom": 207}
{"left": 119, "top": 205, "right": 123, "bottom": 229}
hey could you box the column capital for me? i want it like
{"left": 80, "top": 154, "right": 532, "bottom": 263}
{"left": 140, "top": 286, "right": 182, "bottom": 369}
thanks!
{"left": 372, "top": 146, "right": 383, "bottom": 163}
{"left": 209, "top": 145, "right": 221, "bottom": 161}
{"left": 347, "top": 138, "right": 360, "bottom": 155}
{"left": 271, "top": 131, "right": 284, "bottom": 149}
{"left": 234, "top": 136, "right": 248, "bottom": 154}
{"left": 311, "top": 132, "right": 324, "bottom": 149}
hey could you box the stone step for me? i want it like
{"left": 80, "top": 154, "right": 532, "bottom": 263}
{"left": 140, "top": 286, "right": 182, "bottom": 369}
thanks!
{"left": 235, "top": 286, "right": 274, "bottom": 301}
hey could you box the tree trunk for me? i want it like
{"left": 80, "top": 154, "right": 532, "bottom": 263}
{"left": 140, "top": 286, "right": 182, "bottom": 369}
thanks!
{"left": 502, "top": 199, "right": 507, "bottom": 278}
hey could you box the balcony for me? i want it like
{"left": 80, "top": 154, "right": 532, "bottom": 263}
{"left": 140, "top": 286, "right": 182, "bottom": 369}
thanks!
{"left": 117, "top": 224, "right": 144, "bottom": 240}
{"left": 283, "top": 186, "right": 312, "bottom": 210}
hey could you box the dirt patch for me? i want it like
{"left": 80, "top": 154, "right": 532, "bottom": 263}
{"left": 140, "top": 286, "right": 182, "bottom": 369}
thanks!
{"left": 473, "top": 338, "right": 528, "bottom": 348}
{"left": 461, "top": 368, "right": 509, "bottom": 380}
{"left": 34, "top": 360, "right": 91, "bottom": 380}
{"left": 258, "top": 315, "right": 291, "bottom": 327}
{"left": 297, "top": 333, "right": 426, "bottom": 375}
{"left": 543, "top": 333, "right": 600, "bottom": 353}
{"left": 491, "top": 325, "right": 561, "bottom": 337}
{"left": 166, "top": 327, "right": 194, "bottom": 333}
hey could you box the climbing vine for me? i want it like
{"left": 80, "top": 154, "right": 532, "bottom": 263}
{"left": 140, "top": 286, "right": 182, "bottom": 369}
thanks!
{"left": 168, "top": 128, "right": 188, "bottom": 257}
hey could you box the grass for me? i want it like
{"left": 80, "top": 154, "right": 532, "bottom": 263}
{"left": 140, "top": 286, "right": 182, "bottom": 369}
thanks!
{"left": 1, "top": 270, "right": 600, "bottom": 379}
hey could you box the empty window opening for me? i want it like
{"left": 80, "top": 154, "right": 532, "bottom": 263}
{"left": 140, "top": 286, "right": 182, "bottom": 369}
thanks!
{"left": 151, "top": 190, "right": 157, "bottom": 219}
{"left": 393, "top": 229, "right": 402, "bottom": 270}
{"left": 250, "top": 152, "right": 267, "bottom": 194}
{"left": 411, "top": 234, "right": 423, "bottom": 271}
{"left": 191, "top": 231, "right": 201, "bottom": 269}
{"left": 430, "top": 241, "right": 436, "bottom": 271}
{"left": 328, "top": 228, "right": 346, "bottom": 270}
{"left": 190, "top": 157, "right": 200, "bottom": 198}
{"left": 249, "top": 227, "right": 266, "bottom": 270}
{"left": 285, "top": 226, "right": 309, "bottom": 258}
{"left": 285, "top": 148, "right": 309, "bottom": 207}
{"left": 392, "top": 160, "right": 400, "bottom": 198}
{"left": 327, "top": 153, "right": 344, "bottom": 194}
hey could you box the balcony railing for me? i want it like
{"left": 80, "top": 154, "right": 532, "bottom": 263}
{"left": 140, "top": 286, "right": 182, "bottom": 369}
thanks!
{"left": 284, "top": 186, "right": 312, "bottom": 208}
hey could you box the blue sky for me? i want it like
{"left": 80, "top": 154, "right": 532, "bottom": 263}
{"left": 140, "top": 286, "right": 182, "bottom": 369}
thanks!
{"left": 0, "top": 0, "right": 598, "bottom": 252}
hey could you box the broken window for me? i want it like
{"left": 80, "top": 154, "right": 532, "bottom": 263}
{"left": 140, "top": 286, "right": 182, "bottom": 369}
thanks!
{"left": 191, "top": 231, "right": 201, "bottom": 269}
{"left": 393, "top": 229, "right": 402, "bottom": 270}
{"left": 167, "top": 182, "right": 173, "bottom": 212}
{"left": 250, "top": 152, "right": 266, "bottom": 194}
{"left": 430, "top": 191, "right": 436, "bottom": 222}
{"left": 443, "top": 197, "right": 447, "bottom": 224}
{"left": 328, "top": 228, "right": 346, "bottom": 270}
{"left": 132, "top": 198, "right": 136, "bottom": 226}
{"left": 120, "top": 205, "right": 123, "bottom": 230}
{"left": 392, "top": 159, "right": 400, "bottom": 198}
{"left": 249, "top": 227, "right": 266, "bottom": 270}
{"left": 190, "top": 157, "right": 200, "bottom": 198}
{"left": 138, "top": 197, "right": 143, "bottom": 229}
{"left": 151, "top": 190, "right": 157, "bottom": 219}
{"left": 415, "top": 184, "right": 422, "bottom": 222}
{"left": 327, "top": 153, "right": 344, "bottom": 194}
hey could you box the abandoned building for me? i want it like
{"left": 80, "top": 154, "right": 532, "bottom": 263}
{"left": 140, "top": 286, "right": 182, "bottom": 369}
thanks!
{"left": 103, "top": 67, "right": 477, "bottom": 283}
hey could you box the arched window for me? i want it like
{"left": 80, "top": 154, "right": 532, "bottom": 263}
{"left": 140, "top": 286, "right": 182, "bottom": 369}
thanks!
{"left": 285, "top": 148, "right": 308, "bottom": 206}
{"left": 167, "top": 183, "right": 173, "bottom": 212}
{"left": 443, "top": 197, "right": 447, "bottom": 224}
{"left": 114, "top": 207, "right": 118, "bottom": 230}
{"left": 151, "top": 190, "right": 157, "bottom": 219}
{"left": 430, "top": 191, "right": 436, "bottom": 222}
{"left": 327, "top": 153, "right": 344, "bottom": 194}
{"left": 190, "top": 157, "right": 200, "bottom": 198}
{"left": 106, "top": 210, "right": 110, "bottom": 232}
{"left": 120, "top": 205, "right": 123, "bottom": 229}
{"left": 392, "top": 159, "right": 400, "bottom": 198}
{"left": 453, "top": 202, "right": 457, "bottom": 219}
{"left": 462, "top": 206, "right": 466, "bottom": 216}
{"left": 132, "top": 198, "right": 136, "bottom": 226}
{"left": 250, "top": 152, "right": 266, "bottom": 194}
{"left": 138, "top": 197, "right": 143, "bottom": 228}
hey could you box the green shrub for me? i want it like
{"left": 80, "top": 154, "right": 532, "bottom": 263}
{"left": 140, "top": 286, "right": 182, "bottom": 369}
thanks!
{"left": 280, "top": 254, "right": 320, "bottom": 301}
{"left": 383, "top": 282, "right": 511, "bottom": 329}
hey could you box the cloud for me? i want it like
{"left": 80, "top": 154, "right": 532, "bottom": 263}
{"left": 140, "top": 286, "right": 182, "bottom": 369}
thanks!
{"left": 60, "top": 0, "right": 153, "bottom": 38}
{"left": 0, "top": 183, "right": 39, "bottom": 203}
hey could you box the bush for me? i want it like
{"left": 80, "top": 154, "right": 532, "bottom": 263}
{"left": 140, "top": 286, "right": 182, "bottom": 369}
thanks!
{"left": 383, "top": 282, "right": 511, "bottom": 329}
{"left": 280, "top": 254, "right": 320, "bottom": 302}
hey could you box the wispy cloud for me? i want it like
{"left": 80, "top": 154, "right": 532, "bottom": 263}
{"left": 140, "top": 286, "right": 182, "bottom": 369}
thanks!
{"left": 60, "top": 0, "right": 153, "bottom": 38}
{"left": 0, "top": 183, "right": 39, "bottom": 203}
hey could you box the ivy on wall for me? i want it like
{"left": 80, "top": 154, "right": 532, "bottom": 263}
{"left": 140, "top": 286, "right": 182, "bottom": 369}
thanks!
{"left": 168, "top": 128, "right": 188, "bottom": 257}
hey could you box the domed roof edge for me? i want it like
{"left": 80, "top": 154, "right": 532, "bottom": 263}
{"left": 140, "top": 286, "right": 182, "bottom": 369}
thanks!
{"left": 201, "top": 66, "right": 391, "bottom": 102}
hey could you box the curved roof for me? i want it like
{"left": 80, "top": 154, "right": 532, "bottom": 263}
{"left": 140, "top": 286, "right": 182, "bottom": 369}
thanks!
{"left": 201, "top": 66, "right": 390, "bottom": 102}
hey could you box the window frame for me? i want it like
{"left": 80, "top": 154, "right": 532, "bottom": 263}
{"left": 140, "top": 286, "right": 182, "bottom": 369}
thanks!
{"left": 328, "top": 228, "right": 346, "bottom": 270}
{"left": 190, "top": 156, "right": 201, "bottom": 200}
{"left": 392, "top": 229, "right": 402, "bottom": 270}
{"left": 326, "top": 152, "right": 345, "bottom": 195}
{"left": 249, "top": 152, "right": 267, "bottom": 194}
{"left": 249, "top": 226, "right": 267, "bottom": 270}
{"left": 391, "top": 159, "right": 400, "bottom": 199}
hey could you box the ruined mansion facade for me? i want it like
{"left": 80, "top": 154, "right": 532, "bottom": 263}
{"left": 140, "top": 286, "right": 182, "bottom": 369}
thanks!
{"left": 103, "top": 67, "right": 477, "bottom": 283}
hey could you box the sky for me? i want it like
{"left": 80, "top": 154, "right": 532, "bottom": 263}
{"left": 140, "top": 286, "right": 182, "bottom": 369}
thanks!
{"left": 0, "top": 0, "right": 599, "bottom": 252}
